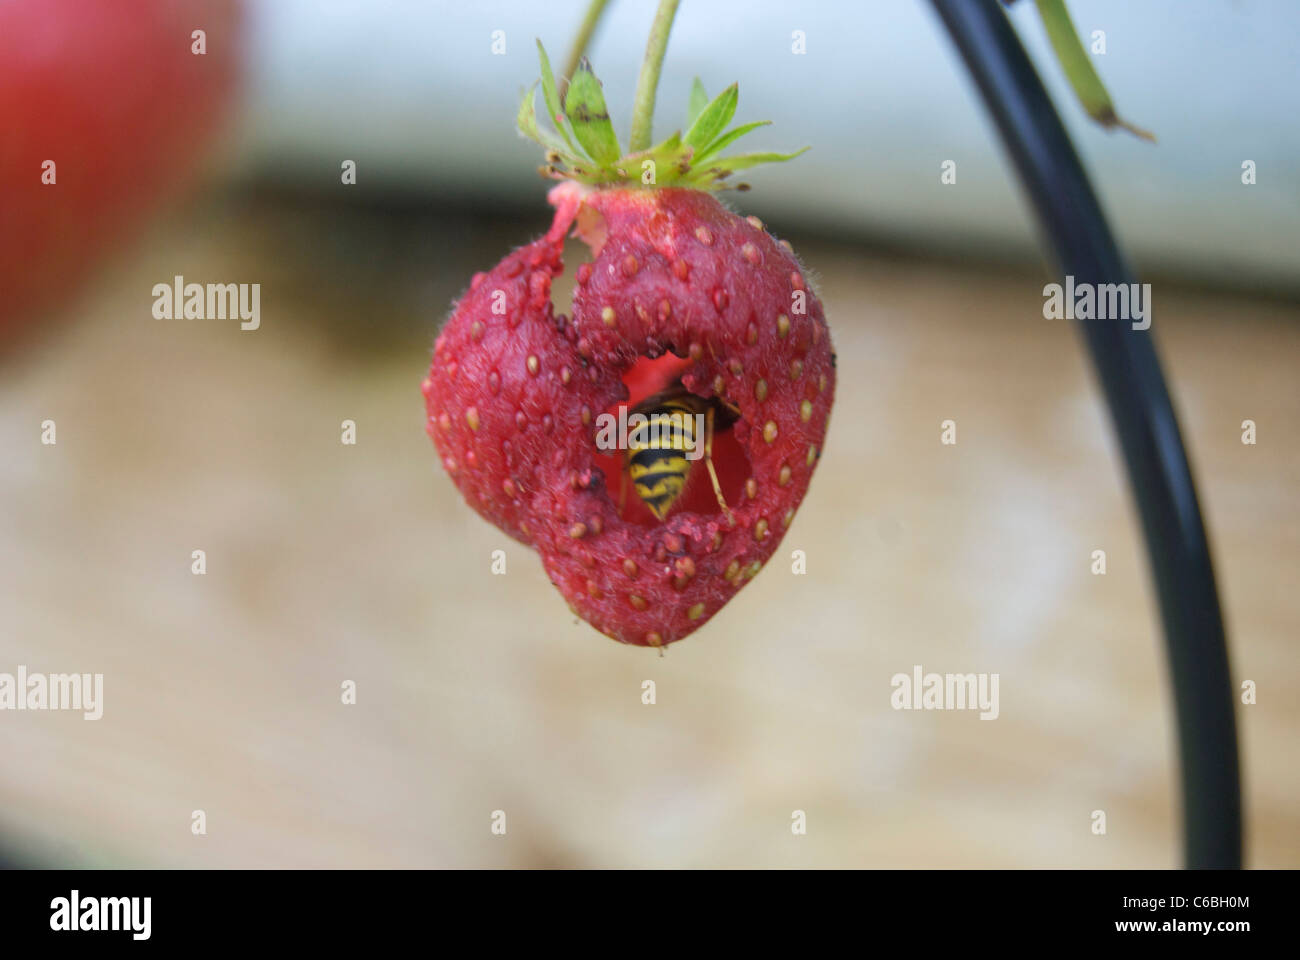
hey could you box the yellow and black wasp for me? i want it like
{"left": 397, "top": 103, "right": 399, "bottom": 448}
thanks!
{"left": 620, "top": 381, "right": 740, "bottom": 523}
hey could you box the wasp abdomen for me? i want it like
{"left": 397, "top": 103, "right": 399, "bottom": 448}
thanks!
{"left": 626, "top": 400, "right": 703, "bottom": 520}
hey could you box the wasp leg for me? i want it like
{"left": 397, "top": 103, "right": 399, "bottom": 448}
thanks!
{"left": 703, "top": 406, "right": 735, "bottom": 526}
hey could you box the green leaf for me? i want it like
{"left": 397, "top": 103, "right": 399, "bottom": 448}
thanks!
{"left": 702, "top": 147, "right": 809, "bottom": 179}
{"left": 695, "top": 120, "right": 770, "bottom": 163}
{"left": 517, "top": 83, "right": 545, "bottom": 143}
{"left": 639, "top": 131, "right": 688, "bottom": 183}
{"left": 683, "top": 83, "right": 738, "bottom": 151}
{"left": 517, "top": 83, "right": 571, "bottom": 155}
{"left": 645, "top": 130, "right": 683, "bottom": 162}
{"left": 535, "top": 40, "right": 580, "bottom": 154}
{"left": 686, "top": 78, "right": 709, "bottom": 128}
{"left": 536, "top": 40, "right": 564, "bottom": 126}
{"left": 564, "top": 58, "right": 622, "bottom": 165}
{"left": 1033, "top": 0, "right": 1154, "bottom": 140}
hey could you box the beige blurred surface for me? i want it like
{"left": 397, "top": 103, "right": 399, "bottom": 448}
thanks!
{"left": 1, "top": 193, "right": 1296, "bottom": 868}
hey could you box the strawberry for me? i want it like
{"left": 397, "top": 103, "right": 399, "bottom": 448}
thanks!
{"left": 0, "top": 0, "right": 241, "bottom": 347}
{"left": 424, "top": 47, "right": 834, "bottom": 647}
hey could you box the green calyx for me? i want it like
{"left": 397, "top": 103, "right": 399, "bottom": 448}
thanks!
{"left": 518, "top": 40, "right": 808, "bottom": 192}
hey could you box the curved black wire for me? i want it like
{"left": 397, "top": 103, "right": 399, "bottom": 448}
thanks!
{"left": 929, "top": 0, "right": 1241, "bottom": 868}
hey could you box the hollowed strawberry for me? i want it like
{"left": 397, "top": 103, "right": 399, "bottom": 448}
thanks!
{"left": 423, "top": 48, "right": 834, "bottom": 647}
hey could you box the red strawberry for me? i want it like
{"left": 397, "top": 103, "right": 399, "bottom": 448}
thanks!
{"left": 0, "top": 0, "right": 242, "bottom": 348}
{"left": 422, "top": 195, "right": 584, "bottom": 543}
{"left": 424, "top": 51, "right": 833, "bottom": 647}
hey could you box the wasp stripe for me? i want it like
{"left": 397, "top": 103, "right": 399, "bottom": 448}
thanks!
{"left": 630, "top": 463, "right": 688, "bottom": 491}
{"left": 624, "top": 395, "right": 710, "bottom": 520}
{"left": 629, "top": 448, "right": 683, "bottom": 470}
{"left": 631, "top": 471, "right": 684, "bottom": 492}
{"left": 629, "top": 418, "right": 693, "bottom": 445}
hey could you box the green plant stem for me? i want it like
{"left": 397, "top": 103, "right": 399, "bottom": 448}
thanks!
{"left": 1033, "top": 0, "right": 1154, "bottom": 140}
{"left": 559, "top": 0, "right": 612, "bottom": 98}
{"left": 628, "top": 0, "right": 681, "bottom": 152}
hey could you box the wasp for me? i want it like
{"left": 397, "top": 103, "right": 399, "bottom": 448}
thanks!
{"left": 620, "top": 382, "right": 740, "bottom": 524}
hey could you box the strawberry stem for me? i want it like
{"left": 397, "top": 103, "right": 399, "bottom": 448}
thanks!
{"left": 629, "top": 0, "right": 681, "bottom": 152}
{"left": 559, "top": 0, "right": 612, "bottom": 99}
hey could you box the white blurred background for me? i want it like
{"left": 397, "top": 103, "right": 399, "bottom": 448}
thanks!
{"left": 234, "top": 0, "right": 1300, "bottom": 291}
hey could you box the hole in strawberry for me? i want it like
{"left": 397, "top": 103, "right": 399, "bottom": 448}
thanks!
{"left": 592, "top": 355, "right": 750, "bottom": 528}
{"left": 548, "top": 194, "right": 750, "bottom": 528}
{"left": 549, "top": 199, "right": 607, "bottom": 330}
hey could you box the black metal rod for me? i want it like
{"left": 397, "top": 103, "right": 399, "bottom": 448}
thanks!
{"left": 929, "top": 0, "right": 1241, "bottom": 868}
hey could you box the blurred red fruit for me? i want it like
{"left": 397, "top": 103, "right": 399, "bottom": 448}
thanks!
{"left": 0, "top": 0, "right": 242, "bottom": 346}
